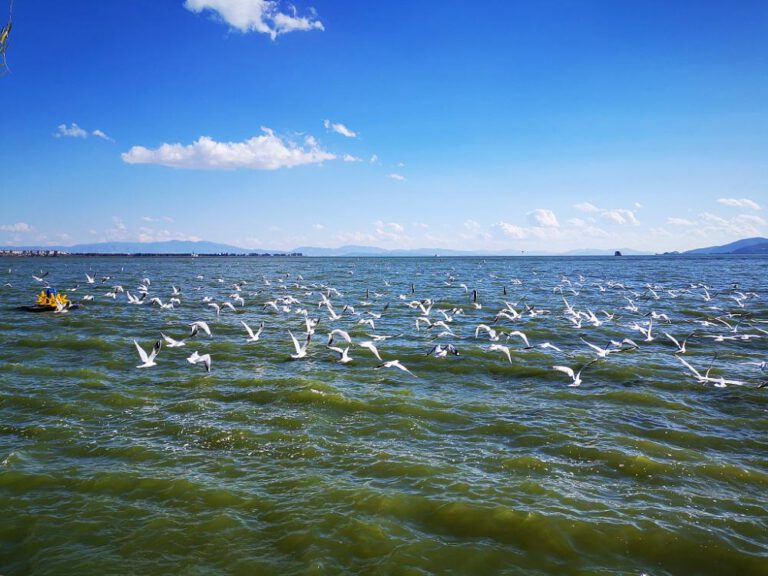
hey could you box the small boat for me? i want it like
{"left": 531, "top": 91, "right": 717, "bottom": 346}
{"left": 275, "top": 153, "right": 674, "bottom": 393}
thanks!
{"left": 19, "top": 289, "right": 78, "bottom": 312}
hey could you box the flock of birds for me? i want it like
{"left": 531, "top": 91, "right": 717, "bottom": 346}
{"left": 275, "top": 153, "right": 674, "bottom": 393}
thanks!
{"left": 8, "top": 262, "right": 768, "bottom": 389}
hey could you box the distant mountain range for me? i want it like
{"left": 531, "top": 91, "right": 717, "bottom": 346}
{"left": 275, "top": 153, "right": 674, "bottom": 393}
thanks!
{"left": 0, "top": 240, "right": 651, "bottom": 256}
{"left": 293, "top": 245, "right": 650, "bottom": 257}
{"left": 2, "top": 237, "right": 766, "bottom": 256}
{"left": 682, "top": 237, "right": 768, "bottom": 255}
{"left": 1, "top": 240, "right": 266, "bottom": 255}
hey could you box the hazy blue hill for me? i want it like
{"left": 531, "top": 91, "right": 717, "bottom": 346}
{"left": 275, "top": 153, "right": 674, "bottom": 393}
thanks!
{"left": 15, "top": 238, "right": 767, "bottom": 256}
{"left": 731, "top": 241, "right": 768, "bottom": 254}
{"left": 295, "top": 246, "right": 651, "bottom": 257}
{"left": 292, "top": 245, "right": 390, "bottom": 256}
{"left": 561, "top": 248, "right": 650, "bottom": 256}
{"left": 68, "top": 240, "right": 254, "bottom": 254}
{"left": 685, "top": 237, "right": 768, "bottom": 255}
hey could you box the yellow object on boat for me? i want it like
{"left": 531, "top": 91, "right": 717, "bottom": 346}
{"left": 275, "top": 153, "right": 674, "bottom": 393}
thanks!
{"left": 36, "top": 290, "right": 68, "bottom": 309}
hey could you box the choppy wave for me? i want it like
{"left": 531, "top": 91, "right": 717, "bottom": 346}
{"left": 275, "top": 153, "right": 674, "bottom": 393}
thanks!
{"left": 1, "top": 255, "right": 766, "bottom": 575}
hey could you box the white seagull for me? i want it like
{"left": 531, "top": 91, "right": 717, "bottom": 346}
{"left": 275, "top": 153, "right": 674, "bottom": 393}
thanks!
{"left": 552, "top": 359, "right": 599, "bottom": 387}
{"left": 161, "top": 333, "right": 186, "bottom": 348}
{"left": 327, "top": 328, "right": 352, "bottom": 346}
{"left": 358, "top": 341, "right": 383, "bottom": 361}
{"left": 489, "top": 344, "right": 512, "bottom": 364}
{"left": 327, "top": 346, "right": 353, "bottom": 364}
{"left": 134, "top": 339, "right": 162, "bottom": 368}
{"left": 241, "top": 320, "right": 264, "bottom": 342}
{"left": 376, "top": 360, "right": 416, "bottom": 377}
{"left": 189, "top": 321, "right": 212, "bottom": 337}
{"left": 186, "top": 350, "right": 211, "bottom": 373}
{"left": 506, "top": 330, "right": 532, "bottom": 349}
{"left": 289, "top": 330, "right": 311, "bottom": 359}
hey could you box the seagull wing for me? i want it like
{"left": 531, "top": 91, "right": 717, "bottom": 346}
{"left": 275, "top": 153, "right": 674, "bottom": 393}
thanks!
{"left": 161, "top": 333, "right": 177, "bottom": 346}
{"left": 394, "top": 361, "right": 414, "bottom": 375}
{"left": 134, "top": 340, "right": 148, "bottom": 364}
{"left": 664, "top": 332, "right": 680, "bottom": 349}
{"left": 552, "top": 365, "right": 575, "bottom": 379}
{"left": 288, "top": 331, "right": 302, "bottom": 354}
{"left": 509, "top": 331, "right": 530, "bottom": 347}
{"left": 192, "top": 321, "right": 211, "bottom": 336}
{"left": 676, "top": 356, "right": 701, "bottom": 379}
{"left": 241, "top": 320, "right": 255, "bottom": 339}
{"left": 360, "top": 341, "right": 382, "bottom": 361}
{"left": 148, "top": 341, "right": 162, "bottom": 362}
{"left": 580, "top": 338, "right": 605, "bottom": 355}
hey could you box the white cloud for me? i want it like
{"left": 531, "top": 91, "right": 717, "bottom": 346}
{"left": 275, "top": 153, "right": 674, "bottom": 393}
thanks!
{"left": 495, "top": 221, "right": 527, "bottom": 239}
{"left": 55, "top": 123, "right": 87, "bottom": 138}
{"left": 717, "top": 198, "right": 761, "bottom": 210}
{"left": 0, "top": 222, "right": 32, "bottom": 233}
{"left": 374, "top": 221, "right": 404, "bottom": 239}
{"left": 55, "top": 123, "right": 113, "bottom": 141}
{"left": 369, "top": 154, "right": 379, "bottom": 164}
{"left": 121, "top": 128, "right": 335, "bottom": 170}
{"left": 574, "top": 202, "right": 639, "bottom": 225}
{"left": 137, "top": 227, "right": 201, "bottom": 243}
{"left": 92, "top": 129, "right": 114, "bottom": 142}
{"left": 601, "top": 209, "right": 639, "bottom": 225}
{"left": 666, "top": 217, "right": 696, "bottom": 226}
{"left": 104, "top": 217, "right": 130, "bottom": 241}
{"left": 337, "top": 221, "right": 409, "bottom": 246}
{"left": 567, "top": 218, "right": 609, "bottom": 238}
{"left": 685, "top": 212, "right": 768, "bottom": 239}
{"left": 463, "top": 220, "right": 481, "bottom": 231}
{"left": 527, "top": 208, "right": 559, "bottom": 228}
{"left": 342, "top": 154, "right": 362, "bottom": 162}
{"left": 312, "top": 223, "right": 325, "bottom": 230}
{"left": 184, "top": 0, "right": 324, "bottom": 39}
{"left": 388, "top": 173, "right": 406, "bottom": 181}
{"left": 699, "top": 212, "right": 729, "bottom": 227}
{"left": 734, "top": 214, "right": 767, "bottom": 226}
{"left": 323, "top": 119, "right": 357, "bottom": 138}
{"left": 573, "top": 202, "right": 600, "bottom": 213}
{"left": 96, "top": 217, "right": 202, "bottom": 244}
{"left": 143, "top": 216, "right": 175, "bottom": 223}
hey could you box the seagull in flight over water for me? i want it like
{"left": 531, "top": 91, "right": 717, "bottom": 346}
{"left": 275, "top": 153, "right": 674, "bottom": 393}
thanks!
{"left": 376, "top": 360, "right": 416, "bottom": 377}
{"left": 134, "top": 340, "right": 161, "bottom": 368}
{"left": 241, "top": 320, "right": 264, "bottom": 342}
{"left": 186, "top": 350, "right": 212, "bottom": 372}
{"left": 552, "top": 359, "right": 599, "bottom": 387}
{"left": 289, "top": 330, "right": 311, "bottom": 359}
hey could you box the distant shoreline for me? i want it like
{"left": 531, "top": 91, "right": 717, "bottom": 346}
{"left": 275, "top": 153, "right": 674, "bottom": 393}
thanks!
{"left": 0, "top": 251, "right": 304, "bottom": 258}
{"left": 1, "top": 251, "right": 765, "bottom": 259}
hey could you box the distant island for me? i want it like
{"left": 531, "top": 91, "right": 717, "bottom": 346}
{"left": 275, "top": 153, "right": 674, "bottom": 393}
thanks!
{"left": 1, "top": 237, "right": 767, "bottom": 257}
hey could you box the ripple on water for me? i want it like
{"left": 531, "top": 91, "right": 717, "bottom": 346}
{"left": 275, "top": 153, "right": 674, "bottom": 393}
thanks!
{"left": 1, "top": 256, "right": 767, "bottom": 575}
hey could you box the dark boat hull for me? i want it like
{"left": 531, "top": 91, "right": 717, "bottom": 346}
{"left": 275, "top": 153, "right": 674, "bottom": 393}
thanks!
{"left": 18, "top": 304, "right": 80, "bottom": 312}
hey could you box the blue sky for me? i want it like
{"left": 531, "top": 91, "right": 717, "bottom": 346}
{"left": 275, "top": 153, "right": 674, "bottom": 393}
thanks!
{"left": 1, "top": 0, "right": 766, "bottom": 252}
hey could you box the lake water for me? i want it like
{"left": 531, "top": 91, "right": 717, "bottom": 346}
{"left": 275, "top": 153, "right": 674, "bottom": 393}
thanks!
{"left": 1, "top": 256, "right": 766, "bottom": 575}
